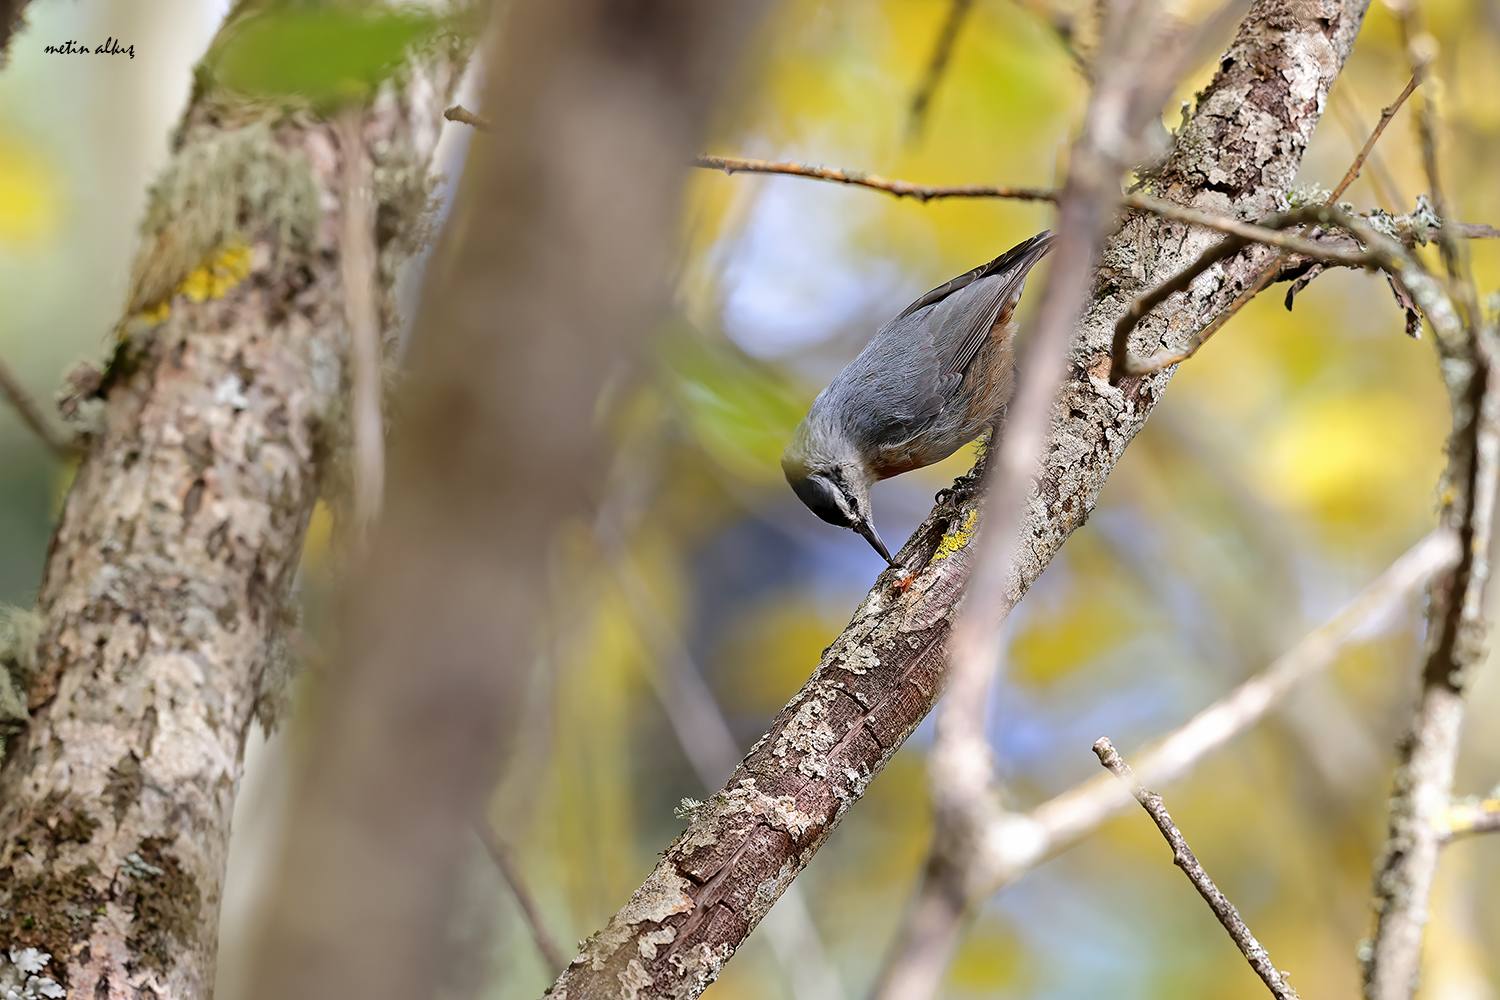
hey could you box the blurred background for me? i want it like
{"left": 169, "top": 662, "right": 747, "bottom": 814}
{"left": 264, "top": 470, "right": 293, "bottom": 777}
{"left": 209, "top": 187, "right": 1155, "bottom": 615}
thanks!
{"left": 2, "top": 0, "right": 1499, "bottom": 997}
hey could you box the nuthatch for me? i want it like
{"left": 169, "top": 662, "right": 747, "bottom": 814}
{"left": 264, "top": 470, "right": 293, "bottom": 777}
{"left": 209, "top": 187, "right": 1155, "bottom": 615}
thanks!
{"left": 781, "top": 231, "right": 1053, "bottom": 565}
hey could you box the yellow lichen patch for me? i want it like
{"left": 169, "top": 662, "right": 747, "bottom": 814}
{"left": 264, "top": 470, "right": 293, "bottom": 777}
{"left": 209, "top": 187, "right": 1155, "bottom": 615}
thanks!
{"left": 137, "top": 301, "right": 172, "bottom": 326}
{"left": 930, "top": 508, "right": 980, "bottom": 562}
{"left": 177, "top": 244, "right": 253, "bottom": 303}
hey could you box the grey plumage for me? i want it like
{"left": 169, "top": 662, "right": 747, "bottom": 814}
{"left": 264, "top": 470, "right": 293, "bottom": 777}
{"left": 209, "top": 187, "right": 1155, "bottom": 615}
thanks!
{"left": 782, "top": 231, "right": 1053, "bottom": 565}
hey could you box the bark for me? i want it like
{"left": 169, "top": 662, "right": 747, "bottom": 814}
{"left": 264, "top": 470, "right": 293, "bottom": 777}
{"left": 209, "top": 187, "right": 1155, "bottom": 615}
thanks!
{"left": 242, "top": 3, "right": 765, "bottom": 1000}
{"left": 0, "top": 16, "right": 470, "bottom": 998}
{"left": 0, "top": 0, "right": 29, "bottom": 65}
{"left": 546, "top": 1, "right": 1370, "bottom": 997}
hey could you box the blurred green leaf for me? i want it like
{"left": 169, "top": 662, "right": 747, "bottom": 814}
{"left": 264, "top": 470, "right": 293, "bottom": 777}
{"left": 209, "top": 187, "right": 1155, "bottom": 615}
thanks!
{"left": 214, "top": 7, "right": 441, "bottom": 108}
{"left": 659, "top": 329, "right": 809, "bottom": 486}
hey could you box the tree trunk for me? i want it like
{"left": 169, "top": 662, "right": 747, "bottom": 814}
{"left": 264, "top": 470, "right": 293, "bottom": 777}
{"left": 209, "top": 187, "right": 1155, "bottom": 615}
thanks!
{"left": 0, "top": 16, "right": 471, "bottom": 997}
{"left": 241, "top": 3, "right": 767, "bottom": 999}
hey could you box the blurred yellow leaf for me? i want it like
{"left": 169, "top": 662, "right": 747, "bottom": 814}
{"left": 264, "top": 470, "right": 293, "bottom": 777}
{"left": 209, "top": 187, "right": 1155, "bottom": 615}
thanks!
{"left": 946, "top": 915, "right": 1032, "bottom": 993}
{"left": 0, "top": 133, "right": 60, "bottom": 247}
{"left": 1254, "top": 390, "right": 1443, "bottom": 529}
{"left": 1011, "top": 576, "right": 1141, "bottom": 684}
{"left": 714, "top": 597, "right": 842, "bottom": 712}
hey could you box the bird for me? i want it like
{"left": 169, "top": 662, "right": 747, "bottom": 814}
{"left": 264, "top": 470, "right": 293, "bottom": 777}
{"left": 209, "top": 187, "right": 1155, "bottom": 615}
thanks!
{"left": 781, "top": 231, "right": 1053, "bottom": 566}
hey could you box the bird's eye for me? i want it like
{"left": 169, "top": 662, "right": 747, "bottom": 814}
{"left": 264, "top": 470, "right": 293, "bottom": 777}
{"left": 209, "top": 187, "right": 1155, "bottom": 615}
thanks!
{"left": 790, "top": 474, "right": 853, "bottom": 528}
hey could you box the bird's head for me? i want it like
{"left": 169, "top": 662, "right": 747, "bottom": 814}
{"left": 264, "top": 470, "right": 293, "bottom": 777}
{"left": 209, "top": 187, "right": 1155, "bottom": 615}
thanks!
{"left": 781, "top": 437, "right": 895, "bottom": 566}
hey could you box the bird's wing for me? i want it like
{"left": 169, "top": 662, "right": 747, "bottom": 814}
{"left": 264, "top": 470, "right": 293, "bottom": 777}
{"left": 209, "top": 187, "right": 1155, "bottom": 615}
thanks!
{"left": 925, "top": 231, "right": 1052, "bottom": 380}
{"left": 820, "top": 232, "right": 1052, "bottom": 453}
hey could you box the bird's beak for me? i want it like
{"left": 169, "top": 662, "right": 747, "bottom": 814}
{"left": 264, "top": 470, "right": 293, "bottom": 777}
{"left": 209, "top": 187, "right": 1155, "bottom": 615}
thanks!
{"left": 855, "top": 519, "right": 898, "bottom": 567}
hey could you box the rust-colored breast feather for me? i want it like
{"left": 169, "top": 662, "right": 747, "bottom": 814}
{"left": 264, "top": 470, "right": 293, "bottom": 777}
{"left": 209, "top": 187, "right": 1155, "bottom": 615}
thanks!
{"left": 867, "top": 299, "right": 1019, "bottom": 480}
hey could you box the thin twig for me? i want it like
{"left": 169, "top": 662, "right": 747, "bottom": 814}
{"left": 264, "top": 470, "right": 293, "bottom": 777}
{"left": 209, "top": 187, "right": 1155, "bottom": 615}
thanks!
{"left": 1109, "top": 204, "right": 1391, "bottom": 381}
{"left": 1331, "top": 91, "right": 1406, "bottom": 211}
{"left": 0, "top": 354, "right": 80, "bottom": 460}
{"left": 1094, "top": 738, "right": 1301, "bottom": 1000}
{"left": 691, "top": 154, "right": 1058, "bottom": 203}
{"left": 443, "top": 103, "right": 492, "bottom": 131}
{"left": 1438, "top": 796, "right": 1500, "bottom": 843}
{"left": 1330, "top": 75, "right": 1419, "bottom": 207}
{"left": 473, "top": 822, "right": 567, "bottom": 975}
{"left": 336, "top": 111, "right": 386, "bottom": 539}
{"left": 1007, "top": 0, "right": 1092, "bottom": 75}
{"left": 689, "top": 154, "right": 1500, "bottom": 255}
{"left": 907, "top": 0, "right": 975, "bottom": 142}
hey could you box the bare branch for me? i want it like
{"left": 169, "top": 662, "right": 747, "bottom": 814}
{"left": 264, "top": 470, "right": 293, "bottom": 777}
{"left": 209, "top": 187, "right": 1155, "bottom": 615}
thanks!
{"left": 1438, "top": 795, "right": 1500, "bottom": 843}
{"left": 688, "top": 155, "right": 1500, "bottom": 260}
{"left": 872, "top": 527, "right": 1452, "bottom": 1000}
{"left": 1331, "top": 75, "right": 1419, "bottom": 206}
{"left": 1030, "top": 529, "right": 1457, "bottom": 851}
{"left": 1362, "top": 31, "right": 1497, "bottom": 999}
{"left": 906, "top": 0, "right": 975, "bottom": 142}
{"left": 691, "top": 154, "right": 1058, "bottom": 203}
{"left": 336, "top": 110, "right": 386, "bottom": 539}
{"left": 474, "top": 823, "right": 567, "bottom": 975}
{"left": 1094, "top": 738, "right": 1300, "bottom": 1000}
{"left": 0, "top": 354, "right": 80, "bottom": 460}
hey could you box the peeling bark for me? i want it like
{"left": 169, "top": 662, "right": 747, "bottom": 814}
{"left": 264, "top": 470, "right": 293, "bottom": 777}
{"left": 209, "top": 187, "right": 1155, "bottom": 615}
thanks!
{"left": 0, "top": 22, "right": 471, "bottom": 999}
{"left": 546, "top": 1, "right": 1371, "bottom": 997}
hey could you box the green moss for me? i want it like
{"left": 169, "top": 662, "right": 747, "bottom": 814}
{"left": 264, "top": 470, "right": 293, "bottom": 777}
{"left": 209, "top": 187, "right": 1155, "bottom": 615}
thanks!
{"left": 126, "top": 838, "right": 202, "bottom": 975}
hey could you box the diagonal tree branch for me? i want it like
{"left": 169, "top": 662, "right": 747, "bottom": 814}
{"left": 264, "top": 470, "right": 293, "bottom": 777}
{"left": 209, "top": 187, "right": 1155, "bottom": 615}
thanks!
{"left": 896, "top": 1, "right": 1213, "bottom": 997}
{"left": 476, "top": 822, "right": 568, "bottom": 975}
{"left": 1438, "top": 794, "right": 1500, "bottom": 842}
{"left": 546, "top": 0, "right": 1372, "bottom": 996}
{"left": 1094, "top": 738, "right": 1300, "bottom": 1000}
